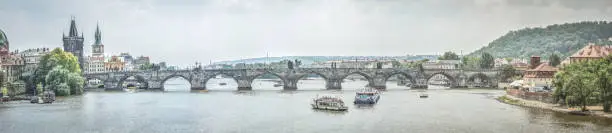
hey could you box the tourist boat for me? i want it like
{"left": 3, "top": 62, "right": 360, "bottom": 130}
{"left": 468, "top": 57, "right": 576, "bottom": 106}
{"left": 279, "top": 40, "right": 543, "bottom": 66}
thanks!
{"left": 311, "top": 95, "right": 348, "bottom": 111}
{"left": 219, "top": 83, "right": 227, "bottom": 86}
{"left": 419, "top": 93, "right": 429, "bottom": 98}
{"left": 273, "top": 83, "right": 283, "bottom": 87}
{"left": 354, "top": 88, "right": 380, "bottom": 104}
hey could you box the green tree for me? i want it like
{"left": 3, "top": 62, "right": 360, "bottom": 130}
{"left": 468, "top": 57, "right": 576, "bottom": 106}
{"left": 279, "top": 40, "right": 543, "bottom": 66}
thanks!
{"left": 549, "top": 54, "right": 561, "bottom": 67}
{"left": 593, "top": 57, "right": 612, "bottom": 112}
{"left": 469, "top": 21, "right": 612, "bottom": 58}
{"left": 553, "top": 71, "right": 569, "bottom": 104}
{"left": 391, "top": 61, "right": 401, "bottom": 68}
{"left": 35, "top": 48, "right": 81, "bottom": 83}
{"left": 139, "top": 63, "right": 152, "bottom": 70}
{"left": 438, "top": 51, "right": 459, "bottom": 60}
{"left": 553, "top": 57, "right": 612, "bottom": 112}
{"left": 500, "top": 64, "right": 517, "bottom": 82}
{"left": 34, "top": 48, "right": 84, "bottom": 96}
{"left": 563, "top": 72, "right": 599, "bottom": 112}
{"left": 479, "top": 52, "right": 494, "bottom": 69}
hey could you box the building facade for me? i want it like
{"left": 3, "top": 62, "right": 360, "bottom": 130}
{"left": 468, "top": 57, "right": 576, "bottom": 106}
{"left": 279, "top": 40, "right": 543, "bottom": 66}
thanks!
{"left": 62, "top": 17, "right": 85, "bottom": 71}
{"left": 86, "top": 24, "right": 106, "bottom": 74}
{"left": 119, "top": 53, "right": 134, "bottom": 70}
{"left": 422, "top": 60, "right": 460, "bottom": 69}
{"left": 105, "top": 56, "right": 124, "bottom": 71}
{"left": 523, "top": 56, "right": 557, "bottom": 87}
{"left": 20, "top": 48, "right": 50, "bottom": 74}
{"left": 0, "top": 29, "right": 25, "bottom": 83}
{"left": 568, "top": 43, "right": 612, "bottom": 63}
{"left": 133, "top": 56, "right": 150, "bottom": 69}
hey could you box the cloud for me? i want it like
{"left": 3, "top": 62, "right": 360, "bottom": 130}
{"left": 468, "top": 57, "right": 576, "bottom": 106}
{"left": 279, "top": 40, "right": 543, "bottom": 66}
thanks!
{"left": 0, "top": 0, "right": 611, "bottom": 66}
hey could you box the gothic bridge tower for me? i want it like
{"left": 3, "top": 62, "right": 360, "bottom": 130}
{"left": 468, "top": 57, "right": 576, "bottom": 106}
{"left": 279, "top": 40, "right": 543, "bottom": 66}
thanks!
{"left": 62, "top": 17, "right": 85, "bottom": 71}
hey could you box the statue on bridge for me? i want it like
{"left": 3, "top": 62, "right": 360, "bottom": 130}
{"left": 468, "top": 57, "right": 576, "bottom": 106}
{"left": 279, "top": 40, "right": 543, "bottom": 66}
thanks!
{"left": 294, "top": 59, "right": 302, "bottom": 68}
{"left": 287, "top": 60, "right": 294, "bottom": 69}
{"left": 376, "top": 62, "right": 382, "bottom": 69}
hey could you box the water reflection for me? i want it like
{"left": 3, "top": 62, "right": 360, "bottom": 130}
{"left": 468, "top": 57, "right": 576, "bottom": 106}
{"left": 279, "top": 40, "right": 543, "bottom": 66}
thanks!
{"left": 2, "top": 81, "right": 612, "bottom": 133}
{"left": 312, "top": 109, "right": 349, "bottom": 115}
{"left": 354, "top": 104, "right": 376, "bottom": 110}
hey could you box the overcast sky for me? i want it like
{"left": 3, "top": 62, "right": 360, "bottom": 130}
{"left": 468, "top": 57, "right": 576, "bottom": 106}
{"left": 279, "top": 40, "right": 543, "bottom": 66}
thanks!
{"left": 1, "top": 0, "right": 611, "bottom": 66}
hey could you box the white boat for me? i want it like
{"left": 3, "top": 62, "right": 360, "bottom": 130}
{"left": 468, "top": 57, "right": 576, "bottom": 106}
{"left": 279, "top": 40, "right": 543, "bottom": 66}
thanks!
{"left": 311, "top": 95, "right": 348, "bottom": 111}
{"left": 354, "top": 88, "right": 380, "bottom": 104}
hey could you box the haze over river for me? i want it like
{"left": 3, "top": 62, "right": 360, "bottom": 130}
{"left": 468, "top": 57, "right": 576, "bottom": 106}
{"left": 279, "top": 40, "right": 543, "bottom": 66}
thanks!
{"left": 1, "top": 78, "right": 612, "bottom": 133}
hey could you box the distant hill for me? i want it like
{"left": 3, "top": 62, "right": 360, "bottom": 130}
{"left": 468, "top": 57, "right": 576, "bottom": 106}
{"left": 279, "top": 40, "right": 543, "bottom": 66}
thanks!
{"left": 213, "top": 55, "right": 439, "bottom": 65}
{"left": 469, "top": 21, "right": 612, "bottom": 59}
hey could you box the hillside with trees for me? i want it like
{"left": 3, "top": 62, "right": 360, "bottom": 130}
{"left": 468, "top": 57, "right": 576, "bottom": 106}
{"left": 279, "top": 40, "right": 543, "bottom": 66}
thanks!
{"left": 469, "top": 21, "right": 612, "bottom": 59}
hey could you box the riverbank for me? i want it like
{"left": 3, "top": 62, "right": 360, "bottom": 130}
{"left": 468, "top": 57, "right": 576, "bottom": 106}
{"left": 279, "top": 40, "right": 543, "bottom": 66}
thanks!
{"left": 497, "top": 94, "right": 612, "bottom": 119}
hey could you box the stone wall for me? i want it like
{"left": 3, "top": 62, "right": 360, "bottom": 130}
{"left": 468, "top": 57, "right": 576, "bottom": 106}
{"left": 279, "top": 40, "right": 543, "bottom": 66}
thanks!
{"left": 506, "top": 89, "right": 554, "bottom": 103}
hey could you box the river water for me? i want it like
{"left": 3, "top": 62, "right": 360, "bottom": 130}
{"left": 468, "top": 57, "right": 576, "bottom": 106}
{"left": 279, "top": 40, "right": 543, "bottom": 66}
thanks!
{"left": 1, "top": 78, "right": 612, "bottom": 133}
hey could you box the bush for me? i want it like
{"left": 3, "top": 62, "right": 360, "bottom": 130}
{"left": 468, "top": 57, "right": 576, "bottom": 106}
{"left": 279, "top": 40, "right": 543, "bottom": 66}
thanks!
{"left": 55, "top": 83, "right": 71, "bottom": 96}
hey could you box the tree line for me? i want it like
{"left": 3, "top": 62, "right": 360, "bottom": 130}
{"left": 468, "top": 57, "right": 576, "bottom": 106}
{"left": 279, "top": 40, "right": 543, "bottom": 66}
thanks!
{"left": 29, "top": 48, "right": 84, "bottom": 96}
{"left": 469, "top": 21, "right": 612, "bottom": 59}
{"left": 553, "top": 56, "right": 612, "bottom": 112}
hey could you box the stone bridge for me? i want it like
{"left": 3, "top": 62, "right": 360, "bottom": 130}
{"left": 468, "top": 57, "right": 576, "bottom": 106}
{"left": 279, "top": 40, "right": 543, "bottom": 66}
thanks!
{"left": 84, "top": 68, "right": 501, "bottom": 91}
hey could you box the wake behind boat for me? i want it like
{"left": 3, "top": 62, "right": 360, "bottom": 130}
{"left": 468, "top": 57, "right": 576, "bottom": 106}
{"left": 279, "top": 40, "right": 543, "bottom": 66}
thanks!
{"left": 311, "top": 95, "right": 348, "bottom": 111}
{"left": 354, "top": 88, "right": 380, "bottom": 104}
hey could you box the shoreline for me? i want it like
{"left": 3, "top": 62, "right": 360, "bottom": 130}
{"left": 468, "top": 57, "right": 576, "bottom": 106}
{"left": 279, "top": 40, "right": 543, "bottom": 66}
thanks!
{"left": 497, "top": 94, "right": 612, "bottom": 119}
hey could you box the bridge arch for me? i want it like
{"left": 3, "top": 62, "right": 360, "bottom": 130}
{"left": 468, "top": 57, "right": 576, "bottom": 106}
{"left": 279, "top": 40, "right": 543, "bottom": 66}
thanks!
{"left": 161, "top": 74, "right": 192, "bottom": 91}
{"left": 341, "top": 71, "right": 374, "bottom": 90}
{"left": 295, "top": 72, "right": 329, "bottom": 90}
{"left": 117, "top": 74, "right": 149, "bottom": 89}
{"left": 385, "top": 71, "right": 416, "bottom": 84}
{"left": 426, "top": 72, "right": 456, "bottom": 88}
{"left": 202, "top": 73, "right": 240, "bottom": 90}
{"left": 340, "top": 71, "right": 372, "bottom": 81}
{"left": 250, "top": 71, "right": 287, "bottom": 90}
{"left": 297, "top": 71, "right": 329, "bottom": 81}
{"left": 85, "top": 76, "right": 106, "bottom": 88}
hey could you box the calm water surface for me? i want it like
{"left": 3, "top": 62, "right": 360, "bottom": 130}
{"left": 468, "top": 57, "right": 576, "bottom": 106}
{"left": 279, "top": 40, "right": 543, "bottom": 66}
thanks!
{"left": 1, "top": 78, "right": 612, "bottom": 133}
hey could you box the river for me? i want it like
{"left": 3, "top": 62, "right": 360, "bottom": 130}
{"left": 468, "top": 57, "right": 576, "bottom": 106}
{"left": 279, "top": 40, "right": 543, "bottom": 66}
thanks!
{"left": 1, "top": 78, "right": 611, "bottom": 133}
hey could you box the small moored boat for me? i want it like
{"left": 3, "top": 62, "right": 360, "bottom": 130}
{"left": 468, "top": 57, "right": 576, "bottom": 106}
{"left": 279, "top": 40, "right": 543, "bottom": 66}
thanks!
{"left": 354, "top": 88, "right": 380, "bottom": 104}
{"left": 273, "top": 83, "right": 283, "bottom": 87}
{"left": 311, "top": 95, "right": 348, "bottom": 111}
{"left": 30, "top": 91, "right": 56, "bottom": 104}
{"left": 419, "top": 93, "right": 429, "bottom": 98}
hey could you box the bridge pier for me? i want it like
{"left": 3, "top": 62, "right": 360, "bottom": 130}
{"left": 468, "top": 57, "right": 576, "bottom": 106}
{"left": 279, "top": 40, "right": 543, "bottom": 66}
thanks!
{"left": 370, "top": 77, "right": 387, "bottom": 90}
{"left": 325, "top": 79, "right": 342, "bottom": 90}
{"left": 190, "top": 79, "right": 206, "bottom": 91}
{"left": 283, "top": 79, "right": 298, "bottom": 90}
{"left": 237, "top": 79, "right": 252, "bottom": 91}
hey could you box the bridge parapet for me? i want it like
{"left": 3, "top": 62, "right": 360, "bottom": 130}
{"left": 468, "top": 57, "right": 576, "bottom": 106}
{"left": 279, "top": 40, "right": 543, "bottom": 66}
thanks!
{"left": 82, "top": 67, "right": 500, "bottom": 91}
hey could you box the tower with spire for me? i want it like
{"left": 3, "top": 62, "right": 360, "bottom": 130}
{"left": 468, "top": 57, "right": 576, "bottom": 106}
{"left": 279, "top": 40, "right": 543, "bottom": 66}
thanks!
{"left": 62, "top": 16, "right": 85, "bottom": 71}
{"left": 92, "top": 23, "right": 104, "bottom": 56}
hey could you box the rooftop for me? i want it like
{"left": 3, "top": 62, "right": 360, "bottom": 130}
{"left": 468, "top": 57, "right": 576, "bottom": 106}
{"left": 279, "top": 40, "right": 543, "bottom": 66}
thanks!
{"left": 570, "top": 43, "right": 612, "bottom": 58}
{"left": 526, "top": 62, "right": 558, "bottom": 72}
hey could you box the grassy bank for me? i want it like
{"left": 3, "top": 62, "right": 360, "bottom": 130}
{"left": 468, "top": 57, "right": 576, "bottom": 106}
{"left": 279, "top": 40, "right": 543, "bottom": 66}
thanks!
{"left": 497, "top": 95, "right": 612, "bottom": 119}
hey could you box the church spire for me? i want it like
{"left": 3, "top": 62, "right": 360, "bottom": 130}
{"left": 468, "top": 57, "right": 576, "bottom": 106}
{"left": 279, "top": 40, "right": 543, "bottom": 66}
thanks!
{"left": 68, "top": 16, "right": 78, "bottom": 37}
{"left": 94, "top": 23, "right": 101, "bottom": 45}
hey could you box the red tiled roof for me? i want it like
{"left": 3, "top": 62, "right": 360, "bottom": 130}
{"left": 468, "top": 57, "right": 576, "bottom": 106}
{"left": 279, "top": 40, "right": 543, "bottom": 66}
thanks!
{"left": 570, "top": 43, "right": 612, "bottom": 58}
{"left": 512, "top": 62, "right": 529, "bottom": 67}
{"left": 526, "top": 63, "right": 557, "bottom": 72}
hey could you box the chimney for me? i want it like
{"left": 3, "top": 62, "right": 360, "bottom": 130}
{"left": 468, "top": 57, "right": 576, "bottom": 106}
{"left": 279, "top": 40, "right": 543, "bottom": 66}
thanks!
{"left": 530, "top": 56, "right": 541, "bottom": 69}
